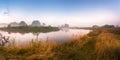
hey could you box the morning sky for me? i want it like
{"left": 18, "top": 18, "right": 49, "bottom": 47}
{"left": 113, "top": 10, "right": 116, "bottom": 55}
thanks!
{"left": 0, "top": 0, "right": 120, "bottom": 27}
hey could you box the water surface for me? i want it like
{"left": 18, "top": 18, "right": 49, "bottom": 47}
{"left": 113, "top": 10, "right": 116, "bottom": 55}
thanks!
{"left": 0, "top": 29, "right": 91, "bottom": 45}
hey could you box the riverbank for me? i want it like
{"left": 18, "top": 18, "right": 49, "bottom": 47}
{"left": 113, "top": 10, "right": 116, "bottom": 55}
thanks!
{"left": 0, "top": 28, "right": 120, "bottom": 60}
{"left": 0, "top": 27, "right": 59, "bottom": 33}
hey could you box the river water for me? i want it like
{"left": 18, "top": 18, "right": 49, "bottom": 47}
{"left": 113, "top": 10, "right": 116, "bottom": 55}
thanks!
{"left": 0, "top": 29, "right": 91, "bottom": 45}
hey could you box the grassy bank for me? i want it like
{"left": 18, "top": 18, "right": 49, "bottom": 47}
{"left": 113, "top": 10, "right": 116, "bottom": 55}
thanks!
{"left": 0, "top": 27, "right": 59, "bottom": 33}
{"left": 0, "top": 28, "right": 120, "bottom": 60}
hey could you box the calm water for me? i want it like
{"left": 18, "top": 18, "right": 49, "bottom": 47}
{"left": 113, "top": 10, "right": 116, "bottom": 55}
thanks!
{"left": 0, "top": 29, "right": 91, "bottom": 45}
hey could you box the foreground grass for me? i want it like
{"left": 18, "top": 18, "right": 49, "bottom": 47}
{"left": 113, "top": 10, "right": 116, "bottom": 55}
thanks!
{"left": 0, "top": 28, "right": 120, "bottom": 60}
{"left": 0, "top": 26, "right": 59, "bottom": 33}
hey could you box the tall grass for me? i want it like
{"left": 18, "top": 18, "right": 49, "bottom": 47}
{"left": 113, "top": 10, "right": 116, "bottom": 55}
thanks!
{"left": 0, "top": 28, "right": 120, "bottom": 60}
{"left": 95, "top": 32, "right": 120, "bottom": 60}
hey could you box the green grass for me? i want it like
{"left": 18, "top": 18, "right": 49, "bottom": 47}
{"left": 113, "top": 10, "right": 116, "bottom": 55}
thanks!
{"left": 0, "top": 28, "right": 120, "bottom": 60}
{"left": 0, "top": 26, "right": 59, "bottom": 33}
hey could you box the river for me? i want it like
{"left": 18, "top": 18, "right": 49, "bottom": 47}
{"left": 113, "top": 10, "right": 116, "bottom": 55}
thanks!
{"left": 0, "top": 29, "right": 91, "bottom": 45}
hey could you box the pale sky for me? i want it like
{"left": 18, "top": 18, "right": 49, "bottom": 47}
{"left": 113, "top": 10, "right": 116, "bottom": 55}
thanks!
{"left": 0, "top": 0, "right": 120, "bottom": 27}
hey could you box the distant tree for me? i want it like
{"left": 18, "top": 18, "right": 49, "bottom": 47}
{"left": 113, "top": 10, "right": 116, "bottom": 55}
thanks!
{"left": 61, "top": 25, "right": 64, "bottom": 27}
{"left": 92, "top": 25, "right": 99, "bottom": 28}
{"left": 48, "top": 25, "right": 51, "bottom": 27}
{"left": 42, "top": 23, "right": 46, "bottom": 26}
{"left": 116, "top": 25, "right": 119, "bottom": 28}
{"left": 102, "top": 24, "right": 115, "bottom": 28}
{"left": 31, "top": 20, "right": 40, "bottom": 27}
{"left": 9, "top": 22, "right": 19, "bottom": 27}
{"left": 8, "top": 24, "right": 11, "bottom": 28}
{"left": 19, "top": 21, "right": 27, "bottom": 27}
{"left": 64, "top": 24, "right": 69, "bottom": 28}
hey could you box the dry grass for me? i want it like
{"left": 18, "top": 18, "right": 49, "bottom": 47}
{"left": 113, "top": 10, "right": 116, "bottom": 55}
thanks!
{"left": 0, "top": 28, "right": 120, "bottom": 60}
{"left": 95, "top": 32, "right": 120, "bottom": 60}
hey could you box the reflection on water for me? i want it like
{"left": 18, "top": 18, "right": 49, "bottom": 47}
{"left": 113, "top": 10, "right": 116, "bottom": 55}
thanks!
{"left": 0, "top": 29, "right": 91, "bottom": 45}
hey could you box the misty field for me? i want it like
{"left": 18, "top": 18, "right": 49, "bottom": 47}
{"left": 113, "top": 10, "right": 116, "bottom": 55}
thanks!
{"left": 0, "top": 28, "right": 120, "bottom": 60}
